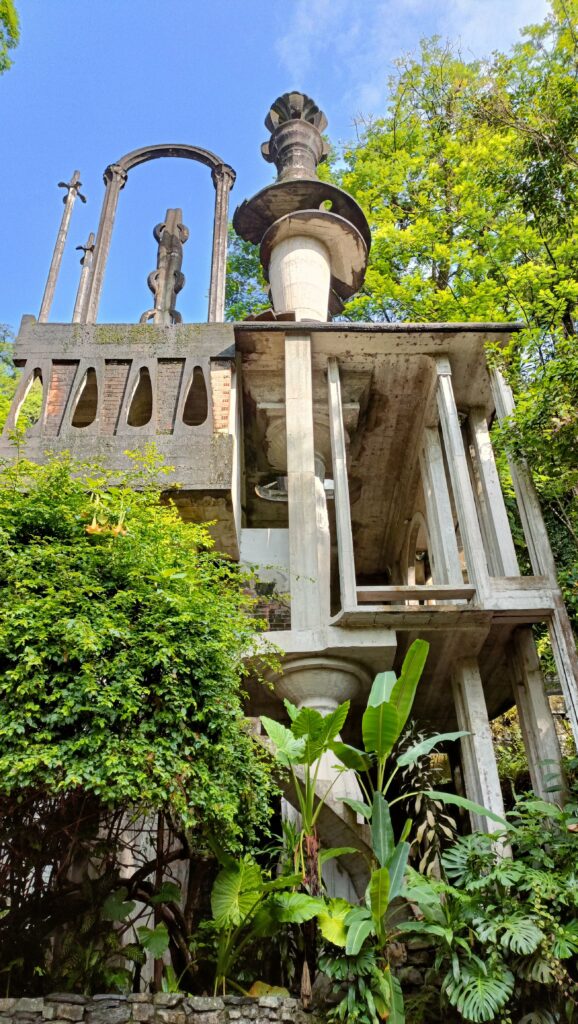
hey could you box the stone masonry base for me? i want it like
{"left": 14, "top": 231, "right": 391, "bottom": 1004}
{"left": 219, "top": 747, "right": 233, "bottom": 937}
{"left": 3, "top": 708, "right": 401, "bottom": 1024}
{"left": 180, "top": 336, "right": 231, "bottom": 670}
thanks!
{"left": 0, "top": 994, "right": 321, "bottom": 1024}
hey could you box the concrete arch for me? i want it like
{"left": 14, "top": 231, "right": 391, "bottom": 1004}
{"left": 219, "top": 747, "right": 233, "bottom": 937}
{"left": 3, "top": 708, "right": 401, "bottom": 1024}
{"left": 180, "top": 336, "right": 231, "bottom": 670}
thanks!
{"left": 81, "top": 144, "right": 236, "bottom": 324}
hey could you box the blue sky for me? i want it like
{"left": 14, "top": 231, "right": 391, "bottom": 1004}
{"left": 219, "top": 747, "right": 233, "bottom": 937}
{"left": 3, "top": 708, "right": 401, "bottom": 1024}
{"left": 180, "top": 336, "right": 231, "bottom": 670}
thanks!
{"left": 0, "top": 0, "right": 549, "bottom": 330}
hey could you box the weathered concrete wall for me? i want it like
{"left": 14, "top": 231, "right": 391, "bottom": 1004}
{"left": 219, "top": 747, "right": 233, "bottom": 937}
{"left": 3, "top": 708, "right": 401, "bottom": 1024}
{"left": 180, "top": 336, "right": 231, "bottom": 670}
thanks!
{"left": 0, "top": 993, "right": 320, "bottom": 1024}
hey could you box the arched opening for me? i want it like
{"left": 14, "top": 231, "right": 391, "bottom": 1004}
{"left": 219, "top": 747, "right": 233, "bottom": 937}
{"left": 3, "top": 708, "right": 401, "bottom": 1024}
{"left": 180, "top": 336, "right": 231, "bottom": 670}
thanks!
{"left": 71, "top": 367, "right": 98, "bottom": 428}
{"left": 127, "top": 367, "right": 153, "bottom": 427}
{"left": 15, "top": 369, "right": 43, "bottom": 429}
{"left": 182, "top": 366, "right": 208, "bottom": 426}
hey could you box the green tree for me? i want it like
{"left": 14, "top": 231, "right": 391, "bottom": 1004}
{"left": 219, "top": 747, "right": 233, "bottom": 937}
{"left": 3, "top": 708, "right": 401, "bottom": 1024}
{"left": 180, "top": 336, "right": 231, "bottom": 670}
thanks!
{"left": 330, "top": 13, "right": 578, "bottom": 636}
{"left": 225, "top": 228, "right": 269, "bottom": 322}
{"left": 0, "top": 0, "right": 19, "bottom": 74}
{"left": 0, "top": 449, "right": 278, "bottom": 992}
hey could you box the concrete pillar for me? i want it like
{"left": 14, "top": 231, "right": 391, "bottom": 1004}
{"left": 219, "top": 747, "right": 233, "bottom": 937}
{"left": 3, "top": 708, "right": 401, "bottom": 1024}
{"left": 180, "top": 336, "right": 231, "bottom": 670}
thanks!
{"left": 208, "top": 164, "right": 235, "bottom": 323}
{"left": 451, "top": 657, "right": 506, "bottom": 833}
{"left": 277, "top": 656, "right": 371, "bottom": 902}
{"left": 285, "top": 332, "right": 328, "bottom": 630}
{"left": 84, "top": 163, "right": 128, "bottom": 323}
{"left": 490, "top": 368, "right": 578, "bottom": 744}
{"left": 420, "top": 426, "right": 463, "bottom": 586}
{"left": 468, "top": 408, "right": 519, "bottom": 576}
{"left": 270, "top": 236, "right": 331, "bottom": 321}
{"left": 510, "top": 628, "right": 565, "bottom": 801}
{"left": 327, "top": 357, "right": 357, "bottom": 610}
{"left": 435, "top": 357, "right": 491, "bottom": 602}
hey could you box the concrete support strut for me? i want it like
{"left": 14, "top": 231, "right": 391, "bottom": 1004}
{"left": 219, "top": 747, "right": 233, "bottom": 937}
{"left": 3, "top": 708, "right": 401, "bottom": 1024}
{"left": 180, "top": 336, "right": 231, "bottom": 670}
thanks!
{"left": 468, "top": 407, "right": 519, "bottom": 576}
{"left": 72, "top": 232, "right": 95, "bottom": 325}
{"left": 285, "top": 332, "right": 328, "bottom": 630}
{"left": 435, "top": 357, "right": 491, "bottom": 602}
{"left": 510, "top": 628, "right": 565, "bottom": 801}
{"left": 38, "top": 170, "right": 85, "bottom": 323}
{"left": 451, "top": 657, "right": 506, "bottom": 833}
{"left": 327, "top": 357, "right": 357, "bottom": 611}
{"left": 208, "top": 164, "right": 236, "bottom": 323}
{"left": 420, "top": 426, "right": 463, "bottom": 586}
{"left": 490, "top": 367, "right": 578, "bottom": 743}
{"left": 83, "top": 163, "right": 128, "bottom": 323}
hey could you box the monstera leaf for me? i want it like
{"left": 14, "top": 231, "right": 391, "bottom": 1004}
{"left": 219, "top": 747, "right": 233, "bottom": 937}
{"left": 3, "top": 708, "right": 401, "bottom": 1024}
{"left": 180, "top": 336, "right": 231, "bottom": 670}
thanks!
{"left": 444, "top": 960, "right": 514, "bottom": 1022}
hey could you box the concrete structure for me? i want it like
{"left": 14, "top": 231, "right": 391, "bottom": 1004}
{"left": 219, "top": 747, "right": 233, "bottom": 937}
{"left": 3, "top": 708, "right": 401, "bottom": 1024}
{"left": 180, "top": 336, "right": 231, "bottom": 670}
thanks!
{"left": 3, "top": 92, "right": 577, "bottom": 890}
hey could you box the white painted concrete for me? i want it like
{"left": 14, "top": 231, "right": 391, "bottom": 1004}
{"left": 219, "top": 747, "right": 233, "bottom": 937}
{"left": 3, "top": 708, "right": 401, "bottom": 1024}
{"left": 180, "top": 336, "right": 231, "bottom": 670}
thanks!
{"left": 436, "top": 358, "right": 491, "bottom": 602}
{"left": 510, "top": 628, "right": 565, "bottom": 801}
{"left": 269, "top": 236, "right": 331, "bottom": 321}
{"left": 451, "top": 657, "right": 507, "bottom": 833}
{"left": 328, "top": 357, "right": 357, "bottom": 611}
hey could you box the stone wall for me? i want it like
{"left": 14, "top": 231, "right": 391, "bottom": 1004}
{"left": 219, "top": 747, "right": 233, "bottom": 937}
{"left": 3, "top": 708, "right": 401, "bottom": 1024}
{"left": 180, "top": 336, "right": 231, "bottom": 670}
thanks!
{"left": 0, "top": 994, "right": 320, "bottom": 1024}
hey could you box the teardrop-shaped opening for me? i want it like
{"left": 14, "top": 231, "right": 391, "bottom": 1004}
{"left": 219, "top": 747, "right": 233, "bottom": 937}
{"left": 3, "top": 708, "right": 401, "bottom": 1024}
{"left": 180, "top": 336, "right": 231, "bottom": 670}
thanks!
{"left": 71, "top": 367, "right": 98, "bottom": 428}
{"left": 15, "top": 369, "right": 43, "bottom": 428}
{"left": 127, "top": 367, "right": 153, "bottom": 427}
{"left": 182, "top": 366, "right": 208, "bottom": 426}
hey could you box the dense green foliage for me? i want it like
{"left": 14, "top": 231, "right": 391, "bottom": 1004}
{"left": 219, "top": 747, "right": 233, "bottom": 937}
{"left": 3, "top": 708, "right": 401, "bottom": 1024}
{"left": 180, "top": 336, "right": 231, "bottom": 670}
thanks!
{"left": 403, "top": 793, "right": 578, "bottom": 1022}
{"left": 0, "top": 0, "right": 18, "bottom": 74}
{"left": 225, "top": 228, "right": 269, "bottom": 322}
{"left": 0, "top": 450, "right": 276, "bottom": 840}
{"left": 0, "top": 449, "right": 280, "bottom": 994}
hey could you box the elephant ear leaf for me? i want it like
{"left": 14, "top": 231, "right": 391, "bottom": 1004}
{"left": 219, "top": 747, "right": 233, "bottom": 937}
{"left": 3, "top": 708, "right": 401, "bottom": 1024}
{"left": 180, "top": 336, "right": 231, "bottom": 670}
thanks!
{"left": 260, "top": 716, "right": 305, "bottom": 766}
{"left": 389, "top": 639, "right": 429, "bottom": 737}
{"left": 211, "top": 859, "right": 263, "bottom": 927}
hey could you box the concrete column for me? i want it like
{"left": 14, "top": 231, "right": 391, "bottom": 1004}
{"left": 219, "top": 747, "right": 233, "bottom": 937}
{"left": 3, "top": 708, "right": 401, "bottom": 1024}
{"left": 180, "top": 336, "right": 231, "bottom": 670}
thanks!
{"left": 510, "top": 628, "right": 565, "bottom": 801}
{"left": 420, "top": 426, "right": 463, "bottom": 586}
{"left": 451, "top": 657, "right": 506, "bottom": 833}
{"left": 72, "top": 233, "right": 95, "bottom": 324}
{"left": 490, "top": 368, "right": 578, "bottom": 744}
{"left": 469, "top": 408, "right": 519, "bottom": 576}
{"left": 83, "top": 163, "right": 128, "bottom": 323}
{"left": 285, "top": 332, "right": 327, "bottom": 630}
{"left": 435, "top": 357, "right": 491, "bottom": 602}
{"left": 38, "top": 171, "right": 84, "bottom": 323}
{"left": 327, "top": 357, "right": 357, "bottom": 610}
{"left": 208, "top": 164, "right": 235, "bottom": 323}
{"left": 269, "top": 236, "right": 331, "bottom": 321}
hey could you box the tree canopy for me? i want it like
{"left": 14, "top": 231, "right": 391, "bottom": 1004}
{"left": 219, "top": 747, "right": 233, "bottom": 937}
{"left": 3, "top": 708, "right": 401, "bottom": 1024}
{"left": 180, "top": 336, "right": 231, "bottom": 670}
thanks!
{"left": 0, "top": 0, "right": 19, "bottom": 74}
{"left": 0, "top": 449, "right": 277, "bottom": 847}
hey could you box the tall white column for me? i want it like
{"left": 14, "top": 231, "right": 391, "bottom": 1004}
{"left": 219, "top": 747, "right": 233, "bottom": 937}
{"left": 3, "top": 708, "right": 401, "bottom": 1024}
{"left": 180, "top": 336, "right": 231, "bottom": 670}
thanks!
{"left": 451, "top": 657, "right": 506, "bottom": 833}
{"left": 490, "top": 367, "right": 578, "bottom": 744}
{"left": 435, "top": 357, "right": 491, "bottom": 602}
{"left": 327, "top": 357, "right": 357, "bottom": 610}
{"left": 510, "top": 629, "right": 565, "bottom": 801}
{"left": 420, "top": 426, "right": 463, "bottom": 586}
{"left": 285, "top": 332, "right": 328, "bottom": 630}
{"left": 468, "top": 408, "right": 519, "bottom": 576}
